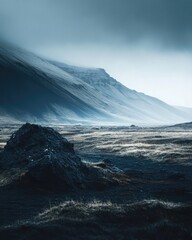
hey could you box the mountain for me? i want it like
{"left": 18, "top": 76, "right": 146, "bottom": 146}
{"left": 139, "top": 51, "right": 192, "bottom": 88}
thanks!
{"left": 0, "top": 43, "right": 109, "bottom": 124}
{"left": 51, "top": 62, "right": 192, "bottom": 124}
{"left": 0, "top": 42, "right": 191, "bottom": 125}
{"left": 167, "top": 121, "right": 192, "bottom": 130}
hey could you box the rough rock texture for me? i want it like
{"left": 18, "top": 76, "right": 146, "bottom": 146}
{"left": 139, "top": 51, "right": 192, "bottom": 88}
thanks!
{"left": 2, "top": 123, "right": 75, "bottom": 164}
{"left": 0, "top": 123, "right": 129, "bottom": 190}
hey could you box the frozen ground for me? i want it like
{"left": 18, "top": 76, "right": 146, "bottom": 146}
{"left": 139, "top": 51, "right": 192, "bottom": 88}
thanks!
{"left": 0, "top": 124, "right": 192, "bottom": 239}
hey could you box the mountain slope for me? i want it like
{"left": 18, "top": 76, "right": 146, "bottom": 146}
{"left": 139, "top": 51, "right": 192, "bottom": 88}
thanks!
{"left": 0, "top": 43, "right": 191, "bottom": 125}
{"left": 0, "top": 44, "right": 109, "bottom": 124}
{"left": 52, "top": 61, "right": 192, "bottom": 124}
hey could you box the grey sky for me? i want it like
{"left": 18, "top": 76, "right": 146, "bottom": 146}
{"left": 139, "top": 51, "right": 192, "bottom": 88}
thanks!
{"left": 0, "top": 0, "right": 192, "bottom": 107}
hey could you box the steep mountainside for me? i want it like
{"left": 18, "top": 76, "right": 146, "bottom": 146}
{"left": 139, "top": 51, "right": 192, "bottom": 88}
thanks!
{"left": 0, "top": 44, "right": 109, "bottom": 124}
{"left": 0, "top": 42, "right": 191, "bottom": 125}
{"left": 52, "top": 62, "right": 192, "bottom": 124}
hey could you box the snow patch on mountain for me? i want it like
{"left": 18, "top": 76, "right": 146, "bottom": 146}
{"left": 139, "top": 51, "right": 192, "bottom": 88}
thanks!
{"left": 0, "top": 42, "right": 192, "bottom": 125}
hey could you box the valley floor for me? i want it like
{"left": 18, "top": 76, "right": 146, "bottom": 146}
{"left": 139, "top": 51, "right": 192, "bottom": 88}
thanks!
{"left": 0, "top": 125, "right": 192, "bottom": 239}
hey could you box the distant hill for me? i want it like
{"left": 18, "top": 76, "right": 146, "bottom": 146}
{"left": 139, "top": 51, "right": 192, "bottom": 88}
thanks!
{"left": 171, "top": 122, "right": 192, "bottom": 129}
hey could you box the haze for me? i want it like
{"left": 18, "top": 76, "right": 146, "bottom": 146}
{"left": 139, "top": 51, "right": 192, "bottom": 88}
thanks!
{"left": 0, "top": 0, "right": 192, "bottom": 107}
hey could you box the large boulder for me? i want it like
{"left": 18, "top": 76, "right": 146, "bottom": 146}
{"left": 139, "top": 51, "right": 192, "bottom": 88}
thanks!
{"left": 0, "top": 123, "right": 129, "bottom": 190}
{"left": 2, "top": 123, "right": 75, "bottom": 164}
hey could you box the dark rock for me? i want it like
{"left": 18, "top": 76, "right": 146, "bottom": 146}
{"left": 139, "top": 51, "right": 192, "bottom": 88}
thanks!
{"left": 0, "top": 123, "right": 129, "bottom": 191}
{"left": 0, "top": 123, "right": 85, "bottom": 190}
{"left": 3, "top": 123, "right": 74, "bottom": 164}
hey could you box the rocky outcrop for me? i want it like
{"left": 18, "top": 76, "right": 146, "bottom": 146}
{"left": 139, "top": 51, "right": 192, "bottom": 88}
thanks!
{"left": 0, "top": 123, "right": 129, "bottom": 190}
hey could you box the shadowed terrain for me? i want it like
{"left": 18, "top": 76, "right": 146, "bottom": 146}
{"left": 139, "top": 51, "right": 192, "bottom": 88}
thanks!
{"left": 0, "top": 124, "right": 192, "bottom": 239}
{"left": 0, "top": 124, "right": 129, "bottom": 190}
{"left": 1, "top": 200, "right": 192, "bottom": 240}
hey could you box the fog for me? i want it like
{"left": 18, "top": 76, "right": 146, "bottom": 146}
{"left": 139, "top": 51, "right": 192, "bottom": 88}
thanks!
{"left": 0, "top": 0, "right": 192, "bottom": 107}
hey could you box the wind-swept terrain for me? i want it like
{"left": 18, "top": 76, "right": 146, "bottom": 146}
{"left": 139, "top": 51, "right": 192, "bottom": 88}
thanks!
{"left": 1, "top": 42, "right": 192, "bottom": 125}
{"left": 0, "top": 123, "right": 192, "bottom": 239}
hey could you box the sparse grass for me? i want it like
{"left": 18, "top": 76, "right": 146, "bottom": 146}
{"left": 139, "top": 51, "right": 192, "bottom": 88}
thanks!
{"left": 1, "top": 125, "right": 192, "bottom": 164}
{"left": 0, "top": 125, "right": 192, "bottom": 239}
{"left": 0, "top": 168, "right": 26, "bottom": 186}
{"left": 65, "top": 128, "right": 192, "bottom": 165}
{"left": 1, "top": 199, "right": 192, "bottom": 240}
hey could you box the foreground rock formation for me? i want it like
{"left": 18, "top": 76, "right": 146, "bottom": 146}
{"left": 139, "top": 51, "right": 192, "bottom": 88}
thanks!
{"left": 0, "top": 123, "right": 129, "bottom": 190}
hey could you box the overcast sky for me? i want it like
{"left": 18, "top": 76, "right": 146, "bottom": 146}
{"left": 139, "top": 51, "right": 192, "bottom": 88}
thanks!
{"left": 0, "top": 0, "right": 192, "bottom": 107}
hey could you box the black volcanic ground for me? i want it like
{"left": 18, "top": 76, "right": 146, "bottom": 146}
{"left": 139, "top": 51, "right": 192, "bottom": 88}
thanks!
{"left": 0, "top": 124, "right": 192, "bottom": 239}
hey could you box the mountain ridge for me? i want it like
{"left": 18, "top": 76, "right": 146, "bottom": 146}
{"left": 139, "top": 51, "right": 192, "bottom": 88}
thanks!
{"left": 0, "top": 42, "right": 191, "bottom": 125}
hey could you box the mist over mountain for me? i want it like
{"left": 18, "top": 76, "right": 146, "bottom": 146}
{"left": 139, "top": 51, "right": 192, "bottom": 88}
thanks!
{"left": 1, "top": 2, "right": 192, "bottom": 240}
{"left": 0, "top": 42, "right": 191, "bottom": 125}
